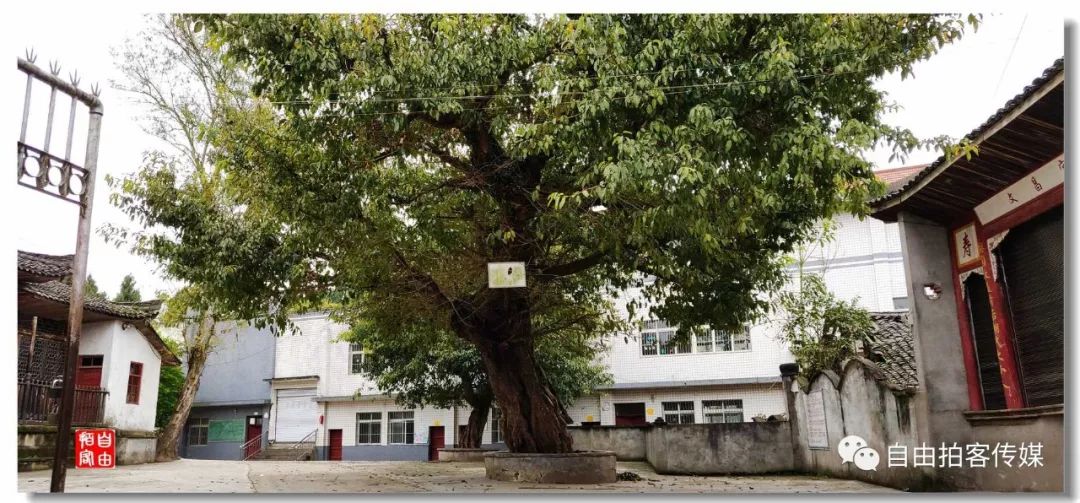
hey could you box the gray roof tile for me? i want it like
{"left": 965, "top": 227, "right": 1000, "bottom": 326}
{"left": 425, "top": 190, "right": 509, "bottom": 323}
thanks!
{"left": 865, "top": 311, "right": 918, "bottom": 391}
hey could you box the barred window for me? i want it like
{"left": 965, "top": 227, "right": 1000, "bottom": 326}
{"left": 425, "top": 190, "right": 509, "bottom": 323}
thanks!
{"left": 188, "top": 418, "right": 209, "bottom": 446}
{"left": 703, "top": 400, "right": 744, "bottom": 423}
{"left": 697, "top": 328, "right": 751, "bottom": 353}
{"left": 349, "top": 343, "right": 365, "bottom": 374}
{"left": 641, "top": 320, "right": 690, "bottom": 355}
{"left": 491, "top": 407, "right": 503, "bottom": 443}
{"left": 662, "top": 401, "right": 695, "bottom": 424}
{"left": 388, "top": 411, "right": 414, "bottom": 444}
{"left": 356, "top": 412, "right": 381, "bottom": 444}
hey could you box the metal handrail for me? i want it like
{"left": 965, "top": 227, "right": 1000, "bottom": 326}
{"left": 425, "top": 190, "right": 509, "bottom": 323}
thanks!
{"left": 240, "top": 430, "right": 268, "bottom": 461}
{"left": 287, "top": 429, "right": 319, "bottom": 460}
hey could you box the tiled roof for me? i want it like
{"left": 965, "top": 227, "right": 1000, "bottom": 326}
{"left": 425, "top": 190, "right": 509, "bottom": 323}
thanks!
{"left": 21, "top": 280, "right": 163, "bottom": 320}
{"left": 19, "top": 280, "right": 179, "bottom": 365}
{"left": 874, "top": 164, "right": 928, "bottom": 190}
{"left": 18, "top": 251, "right": 73, "bottom": 280}
{"left": 865, "top": 311, "right": 918, "bottom": 391}
{"left": 870, "top": 57, "right": 1064, "bottom": 207}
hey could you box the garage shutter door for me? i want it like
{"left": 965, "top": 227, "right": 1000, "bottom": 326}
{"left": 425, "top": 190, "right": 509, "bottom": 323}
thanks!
{"left": 276, "top": 388, "right": 318, "bottom": 442}
{"left": 997, "top": 205, "right": 1064, "bottom": 407}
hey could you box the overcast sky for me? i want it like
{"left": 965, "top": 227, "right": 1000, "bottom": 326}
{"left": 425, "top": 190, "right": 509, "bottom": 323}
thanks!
{"left": 7, "top": 12, "right": 1065, "bottom": 299}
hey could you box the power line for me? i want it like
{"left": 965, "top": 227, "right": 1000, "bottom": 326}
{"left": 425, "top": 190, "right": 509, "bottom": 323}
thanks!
{"left": 991, "top": 14, "right": 1027, "bottom": 104}
{"left": 264, "top": 46, "right": 877, "bottom": 105}
{"left": 244, "top": 62, "right": 906, "bottom": 123}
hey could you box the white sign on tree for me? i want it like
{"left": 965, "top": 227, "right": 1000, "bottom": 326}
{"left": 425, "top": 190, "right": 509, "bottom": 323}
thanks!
{"left": 488, "top": 262, "right": 527, "bottom": 288}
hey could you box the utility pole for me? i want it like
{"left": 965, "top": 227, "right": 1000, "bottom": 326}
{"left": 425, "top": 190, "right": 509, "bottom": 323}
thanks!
{"left": 17, "top": 53, "right": 103, "bottom": 493}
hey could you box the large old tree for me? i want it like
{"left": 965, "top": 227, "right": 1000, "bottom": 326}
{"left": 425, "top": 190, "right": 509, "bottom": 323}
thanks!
{"left": 113, "top": 14, "right": 974, "bottom": 453}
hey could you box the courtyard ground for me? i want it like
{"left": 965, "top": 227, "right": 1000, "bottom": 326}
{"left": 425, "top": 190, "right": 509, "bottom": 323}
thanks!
{"left": 18, "top": 459, "right": 896, "bottom": 493}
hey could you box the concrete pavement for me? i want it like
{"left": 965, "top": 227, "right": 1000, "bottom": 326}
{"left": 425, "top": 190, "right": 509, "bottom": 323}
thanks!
{"left": 19, "top": 459, "right": 897, "bottom": 493}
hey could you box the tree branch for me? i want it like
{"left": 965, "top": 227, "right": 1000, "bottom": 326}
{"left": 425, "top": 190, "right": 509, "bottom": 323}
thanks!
{"left": 533, "top": 311, "right": 593, "bottom": 338}
{"left": 536, "top": 251, "right": 609, "bottom": 279}
{"left": 388, "top": 246, "right": 452, "bottom": 306}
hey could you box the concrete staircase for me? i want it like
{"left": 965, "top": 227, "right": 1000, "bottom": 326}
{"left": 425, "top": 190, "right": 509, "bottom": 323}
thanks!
{"left": 249, "top": 442, "right": 315, "bottom": 461}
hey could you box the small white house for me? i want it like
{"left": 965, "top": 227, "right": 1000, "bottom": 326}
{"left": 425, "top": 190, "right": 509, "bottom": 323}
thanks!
{"left": 17, "top": 251, "right": 179, "bottom": 469}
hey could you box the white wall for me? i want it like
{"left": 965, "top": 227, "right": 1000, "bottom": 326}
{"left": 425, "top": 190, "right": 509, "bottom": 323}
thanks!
{"left": 79, "top": 320, "right": 162, "bottom": 432}
{"left": 793, "top": 214, "right": 908, "bottom": 311}
{"left": 587, "top": 384, "right": 786, "bottom": 425}
{"left": 275, "top": 313, "right": 381, "bottom": 398}
{"left": 318, "top": 398, "right": 457, "bottom": 447}
{"left": 274, "top": 314, "right": 329, "bottom": 382}
{"left": 603, "top": 315, "right": 792, "bottom": 385}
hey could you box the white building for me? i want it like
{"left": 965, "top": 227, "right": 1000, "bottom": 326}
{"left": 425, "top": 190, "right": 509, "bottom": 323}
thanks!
{"left": 564, "top": 210, "right": 911, "bottom": 431}
{"left": 268, "top": 312, "right": 466, "bottom": 460}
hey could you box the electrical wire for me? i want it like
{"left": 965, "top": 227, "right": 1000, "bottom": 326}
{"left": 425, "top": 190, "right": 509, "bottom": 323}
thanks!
{"left": 990, "top": 14, "right": 1027, "bottom": 104}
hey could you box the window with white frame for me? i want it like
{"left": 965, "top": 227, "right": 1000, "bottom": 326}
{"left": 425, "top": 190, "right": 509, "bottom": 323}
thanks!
{"left": 388, "top": 411, "right": 415, "bottom": 444}
{"left": 662, "top": 401, "right": 695, "bottom": 424}
{"left": 696, "top": 328, "right": 751, "bottom": 353}
{"left": 355, "top": 412, "right": 381, "bottom": 444}
{"left": 641, "top": 320, "right": 691, "bottom": 355}
{"left": 490, "top": 407, "right": 503, "bottom": 443}
{"left": 188, "top": 418, "right": 209, "bottom": 446}
{"left": 702, "top": 399, "right": 744, "bottom": 423}
{"left": 349, "top": 342, "right": 365, "bottom": 374}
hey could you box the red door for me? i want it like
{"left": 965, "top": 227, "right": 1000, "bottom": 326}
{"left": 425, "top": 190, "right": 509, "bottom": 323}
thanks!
{"left": 245, "top": 417, "right": 263, "bottom": 459}
{"left": 73, "top": 355, "right": 104, "bottom": 424}
{"left": 76, "top": 355, "right": 103, "bottom": 387}
{"left": 328, "top": 429, "right": 343, "bottom": 461}
{"left": 428, "top": 426, "right": 445, "bottom": 461}
{"left": 614, "top": 402, "right": 648, "bottom": 426}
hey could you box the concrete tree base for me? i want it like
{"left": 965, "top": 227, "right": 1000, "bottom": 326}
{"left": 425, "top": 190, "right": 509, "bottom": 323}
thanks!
{"left": 437, "top": 448, "right": 498, "bottom": 462}
{"left": 484, "top": 450, "right": 616, "bottom": 484}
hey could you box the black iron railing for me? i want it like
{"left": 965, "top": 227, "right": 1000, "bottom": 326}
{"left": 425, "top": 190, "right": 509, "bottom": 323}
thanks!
{"left": 18, "top": 380, "right": 108, "bottom": 425}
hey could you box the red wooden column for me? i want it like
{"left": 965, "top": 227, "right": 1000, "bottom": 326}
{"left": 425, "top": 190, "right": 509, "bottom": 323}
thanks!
{"left": 948, "top": 238, "right": 985, "bottom": 411}
{"left": 975, "top": 225, "right": 1025, "bottom": 409}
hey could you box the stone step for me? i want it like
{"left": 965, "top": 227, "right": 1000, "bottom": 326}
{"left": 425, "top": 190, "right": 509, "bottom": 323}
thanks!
{"left": 250, "top": 446, "right": 315, "bottom": 461}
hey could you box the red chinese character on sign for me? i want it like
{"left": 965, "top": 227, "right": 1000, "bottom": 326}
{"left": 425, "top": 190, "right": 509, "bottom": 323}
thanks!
{"left": 75, "top": 428, "right": 115, "bottom": 469}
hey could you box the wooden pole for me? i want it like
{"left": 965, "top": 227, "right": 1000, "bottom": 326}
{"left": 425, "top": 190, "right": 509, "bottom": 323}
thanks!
{"left": 49, "top": 102, "right": 102, "bottom": 493}
{"left": 27, "top": 316, "right": 38, "bottom": 377}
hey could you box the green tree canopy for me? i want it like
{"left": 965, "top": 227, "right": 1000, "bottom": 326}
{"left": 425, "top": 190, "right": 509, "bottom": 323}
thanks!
{"left": 155, "top": 337, "right": 185, "bottom": 428}
{"left": 110, "top": 13, "right": 975, "bottom": 453}
{"left": 84, "top": 274, "right": 106, "bottom": 300}
{"left": 114, "top": 274, "right": 143, "bottom": 302}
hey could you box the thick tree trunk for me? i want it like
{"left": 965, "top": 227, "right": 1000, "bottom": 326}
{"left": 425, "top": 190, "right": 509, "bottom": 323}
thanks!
{"left": 458, "top": 402, "right": 490, "bottom": 449}
{"left": 155, "top": 313, "right": 215, "bottom": 461}
{"left": 452, "top": 289, "right": 573, "bottom": 454}
{"left": 474, "top": 337, "right": 573, "bottom": 453}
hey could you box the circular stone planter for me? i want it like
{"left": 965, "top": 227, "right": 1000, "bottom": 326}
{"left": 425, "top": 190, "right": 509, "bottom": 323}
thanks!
{"left": 437, "top": 448, "right": 498, "bottom": 462}
{"left": 484, "top": 450, "right": 616, "bottom": 484}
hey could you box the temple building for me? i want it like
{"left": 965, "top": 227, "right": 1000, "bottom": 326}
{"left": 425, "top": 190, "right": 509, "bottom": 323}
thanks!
{"left": 870, "top": 58, "right": 1064, "bottom": 491}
